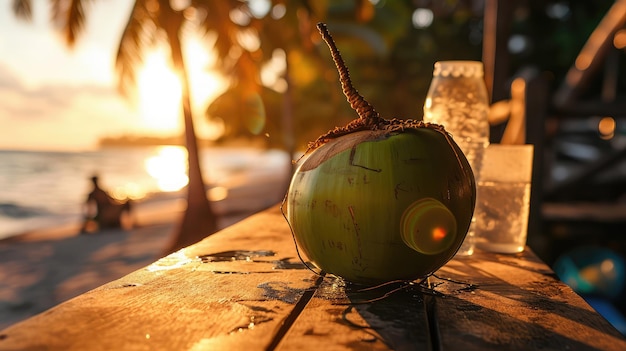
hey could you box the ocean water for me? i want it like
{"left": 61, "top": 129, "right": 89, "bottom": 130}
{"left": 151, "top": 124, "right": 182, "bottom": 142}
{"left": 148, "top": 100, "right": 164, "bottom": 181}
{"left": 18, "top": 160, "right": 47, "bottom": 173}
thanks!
{"left": 0, "top": 146, "right": 290, "bottom": 239}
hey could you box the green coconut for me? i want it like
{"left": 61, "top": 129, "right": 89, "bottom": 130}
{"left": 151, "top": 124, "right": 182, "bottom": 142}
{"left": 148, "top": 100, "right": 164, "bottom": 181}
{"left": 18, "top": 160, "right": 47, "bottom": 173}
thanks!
{"left": 284, "top": 23, "right": 476, "bottom": 285}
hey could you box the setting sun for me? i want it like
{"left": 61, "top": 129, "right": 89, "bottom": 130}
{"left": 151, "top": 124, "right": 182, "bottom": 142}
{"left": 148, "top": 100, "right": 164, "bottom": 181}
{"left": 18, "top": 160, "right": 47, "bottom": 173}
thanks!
{"left": 137, "top": 50, "right": 183, "bottom": 134}
{"left": 135, "top": 39, "right": 227, "bottom": 139}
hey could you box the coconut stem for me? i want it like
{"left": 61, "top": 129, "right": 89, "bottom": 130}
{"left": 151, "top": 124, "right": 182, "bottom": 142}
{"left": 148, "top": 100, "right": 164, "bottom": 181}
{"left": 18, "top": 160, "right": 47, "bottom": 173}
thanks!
{"left": 304, "top": 23, "right": 452, "bottom": 154}
{"left": 317, "top": 23, "right": 380, "bottom": 124}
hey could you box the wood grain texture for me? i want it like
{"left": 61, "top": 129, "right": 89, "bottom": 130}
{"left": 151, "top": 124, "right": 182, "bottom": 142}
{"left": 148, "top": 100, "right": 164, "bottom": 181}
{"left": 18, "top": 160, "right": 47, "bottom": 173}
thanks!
{"left": 430, "top": 251, "right": 626, "bottom": 351}
{"left": 277, "top": 278, "right": 432, "bottom": 350}
{"left": 1, "top": 205, "right": 625, "bottom": 351}
{"left": 0, "top": 207, "right": 318, "bottom": 351}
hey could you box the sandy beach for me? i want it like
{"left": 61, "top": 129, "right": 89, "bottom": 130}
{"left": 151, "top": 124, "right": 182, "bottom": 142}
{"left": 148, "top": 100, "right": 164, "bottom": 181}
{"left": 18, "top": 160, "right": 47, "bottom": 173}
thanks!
{"left": 0, "top": 170, "right": 291, "bottom": 330}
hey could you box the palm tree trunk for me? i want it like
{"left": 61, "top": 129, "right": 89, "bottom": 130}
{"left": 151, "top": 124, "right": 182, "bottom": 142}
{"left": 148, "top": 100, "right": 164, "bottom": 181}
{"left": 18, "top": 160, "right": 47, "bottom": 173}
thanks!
{"left": 163, "top": 24, "right": 218, "bottom": 254}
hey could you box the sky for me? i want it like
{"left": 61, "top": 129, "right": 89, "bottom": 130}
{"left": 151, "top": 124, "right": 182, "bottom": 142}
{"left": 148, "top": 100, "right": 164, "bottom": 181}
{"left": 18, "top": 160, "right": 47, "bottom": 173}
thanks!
{"left": 0, "top": 0, "right": 226, "bottom": 151}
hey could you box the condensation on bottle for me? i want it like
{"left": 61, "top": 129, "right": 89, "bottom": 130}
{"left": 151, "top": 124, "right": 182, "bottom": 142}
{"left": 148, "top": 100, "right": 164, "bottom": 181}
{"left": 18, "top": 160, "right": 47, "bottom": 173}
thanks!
{"left": 422, "top": 61, "right": 490, "bottom": 256}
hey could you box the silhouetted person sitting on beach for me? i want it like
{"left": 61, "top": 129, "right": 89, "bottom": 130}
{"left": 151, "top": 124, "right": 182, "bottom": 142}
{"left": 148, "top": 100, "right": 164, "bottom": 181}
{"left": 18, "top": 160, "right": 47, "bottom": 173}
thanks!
{"left": 80, "top": 175, "right": 132, "bottom": 233}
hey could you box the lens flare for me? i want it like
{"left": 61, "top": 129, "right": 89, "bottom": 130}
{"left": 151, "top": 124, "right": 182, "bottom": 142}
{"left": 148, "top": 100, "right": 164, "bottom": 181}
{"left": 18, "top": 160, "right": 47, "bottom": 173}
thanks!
{"left": 401, "top": 198, "right": 457, "bottom": 255}
{"left": 432, "top": 227, "right": 448, "bottom": 242}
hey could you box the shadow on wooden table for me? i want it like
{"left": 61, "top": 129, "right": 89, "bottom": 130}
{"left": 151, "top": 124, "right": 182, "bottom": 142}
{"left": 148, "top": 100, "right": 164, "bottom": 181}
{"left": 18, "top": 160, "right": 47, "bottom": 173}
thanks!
{"left": 428, "top": 252, "right": 626, "bottom": 350}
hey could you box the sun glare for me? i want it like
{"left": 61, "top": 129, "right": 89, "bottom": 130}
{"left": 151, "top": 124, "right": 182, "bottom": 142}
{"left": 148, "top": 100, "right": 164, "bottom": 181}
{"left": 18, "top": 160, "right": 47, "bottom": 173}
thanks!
{"left": 136, "top": 40, "right": 227, "bottom": 139}
{"left": 185, "top": 39, "right": 228, "bottom": 140}
{"left": 185, "top": 39, "right": 224, "bottom": 102}
{"left": 137, "top": 51, "right": 183, "bottom": 134}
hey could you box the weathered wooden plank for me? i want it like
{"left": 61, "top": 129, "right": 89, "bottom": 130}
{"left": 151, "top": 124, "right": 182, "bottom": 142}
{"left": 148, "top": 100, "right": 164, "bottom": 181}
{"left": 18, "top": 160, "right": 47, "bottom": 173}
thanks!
{"left": 0, "top": 207, "right": 318, "bottom": 351}
{"left": 429, "top": 250, "right": 626, "bottom": 351}
{"left": 3, "top": 205, "right": 626, "bottom": 351}
{"left": 277, "top": 278, "right": 431, "bottom": 350}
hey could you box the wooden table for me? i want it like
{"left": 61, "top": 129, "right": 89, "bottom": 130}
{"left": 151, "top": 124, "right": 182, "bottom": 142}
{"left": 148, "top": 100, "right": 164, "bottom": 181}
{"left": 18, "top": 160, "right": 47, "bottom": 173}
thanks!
{"left": 1, "top": 205, "right": 625, "bottom": 350}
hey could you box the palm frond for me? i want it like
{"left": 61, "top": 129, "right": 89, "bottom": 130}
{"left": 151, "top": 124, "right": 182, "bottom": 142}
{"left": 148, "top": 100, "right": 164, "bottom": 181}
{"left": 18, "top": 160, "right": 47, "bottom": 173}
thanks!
{"left": 50, "top": 0, "right": 90, "bottom": 47}
{"left": 193, "top": 0, "right": 242, "bottom": 62}
{"left": 12, "top": 0, "right": 32, "bottom": 20}
{"left": 115, "top": 1, "right": 152, "bottom": 95}
{"left": 114, "top": 0, "right": 184, "bottom": 96}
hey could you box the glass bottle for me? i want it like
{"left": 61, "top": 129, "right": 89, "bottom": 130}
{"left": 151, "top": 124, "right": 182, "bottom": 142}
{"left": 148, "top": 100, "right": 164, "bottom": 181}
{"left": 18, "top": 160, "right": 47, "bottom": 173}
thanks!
{"left": 423, "top": 61, "right": 490, "bottom": 256}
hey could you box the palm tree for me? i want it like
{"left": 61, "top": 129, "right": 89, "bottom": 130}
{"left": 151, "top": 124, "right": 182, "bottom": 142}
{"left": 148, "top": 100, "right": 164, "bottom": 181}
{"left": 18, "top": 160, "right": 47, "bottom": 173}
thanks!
{"left": 12, "top": 0, "right": 227, "bottom": 253}
{"left": 12, "top": 0, "right": 339, "bottom": 254}
{"left": 118, "top": 0, "right": 219, "bottom": 254}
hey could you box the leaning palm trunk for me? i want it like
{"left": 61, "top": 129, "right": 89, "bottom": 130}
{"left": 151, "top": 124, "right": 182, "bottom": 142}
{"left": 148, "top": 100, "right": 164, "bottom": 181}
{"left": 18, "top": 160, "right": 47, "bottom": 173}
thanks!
{"left": 162, "top": 16, "right": 218, "bottom": 254}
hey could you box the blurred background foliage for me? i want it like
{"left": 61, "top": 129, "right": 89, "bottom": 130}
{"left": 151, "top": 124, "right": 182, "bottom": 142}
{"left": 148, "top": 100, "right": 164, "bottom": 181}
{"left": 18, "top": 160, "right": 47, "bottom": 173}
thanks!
{"left": 204, "top": 0, "right": 617, "bottom": 151}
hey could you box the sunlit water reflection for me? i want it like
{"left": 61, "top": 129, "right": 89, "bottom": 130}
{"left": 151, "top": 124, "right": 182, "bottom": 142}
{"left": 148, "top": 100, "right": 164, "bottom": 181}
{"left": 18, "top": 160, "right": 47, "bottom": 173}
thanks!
{"left": 144, "top": 146, "right": 189, "bottom": 193}
{"left": 0, "top": 146, "right": 289, "bottom": 239}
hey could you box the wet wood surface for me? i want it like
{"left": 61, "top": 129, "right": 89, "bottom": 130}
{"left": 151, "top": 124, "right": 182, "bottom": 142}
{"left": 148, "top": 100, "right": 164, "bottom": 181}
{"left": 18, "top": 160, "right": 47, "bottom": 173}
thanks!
{"left": 2, "top": 205, "right": 626, "bottom": 350}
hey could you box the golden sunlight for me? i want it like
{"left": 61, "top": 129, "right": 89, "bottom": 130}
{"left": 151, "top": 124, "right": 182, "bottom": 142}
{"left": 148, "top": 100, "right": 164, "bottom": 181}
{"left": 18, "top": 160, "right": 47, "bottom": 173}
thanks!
{"left": 145, "top": 146, "right": 189, "bottom": 192}
{"left": 185, "top": 39, "right": 224, "bottom": 105}
{"left": 185, "top": 38, "right": 229, "bottom": 140}
{"left": 137, "top": 50, "right": 183, "bottom": 134}
{"left": 136, "top": 40, "right": 228, "bottom": 139}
